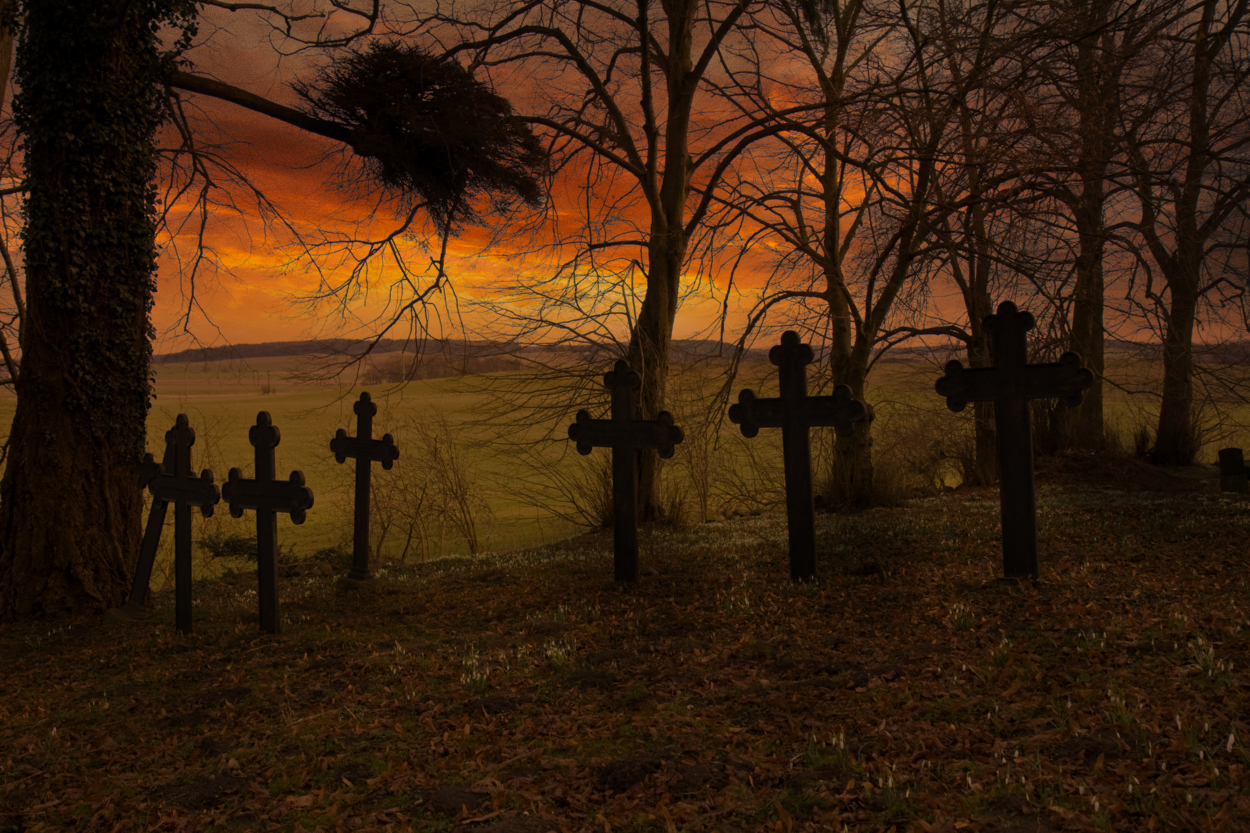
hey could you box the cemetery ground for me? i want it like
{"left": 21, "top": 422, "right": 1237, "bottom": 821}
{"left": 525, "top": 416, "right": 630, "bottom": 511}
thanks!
{"left": 2, "top": 460, "right": 1249, "bottom": 832}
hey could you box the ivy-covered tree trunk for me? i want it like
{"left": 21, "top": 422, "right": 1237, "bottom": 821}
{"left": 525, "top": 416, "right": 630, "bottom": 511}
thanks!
{"left": 0, "top": 0, "right": 188, "bottom": 618}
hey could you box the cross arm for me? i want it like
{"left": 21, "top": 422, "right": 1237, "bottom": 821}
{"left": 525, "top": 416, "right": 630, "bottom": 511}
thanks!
{"left": 810, "top": 387, "right": 867, "bottom": 436}
{"left": 728, "top": 390, "right": 765, "bottom": 438}
{"left": 568, "top": 410, "right": 604, "bottom": 455}
{"left": 937, "top": 353, "right": 1094, "bottom": 412}
{"left": 730, "top": 386, "right": 867, "bottom": 437}
{"left": 149, "top": 469, "right": 220, "bottom": 517}
{"left": 568, "top": 410, "right": 684, "bottom": 458}
{"left": 1018, "top": 353, "right": 1094, "bottom": 406}
{"left": 138, "top": 451, "right": 165, "bottom": 490}
{"left": 222, "top": 469, "right": 315, "bottom": 524}
{"left": 331, "top": 430, "right": 400, "bottom": 469}
{"left": 935, "top": 360, "right": 993, "bottom": 412}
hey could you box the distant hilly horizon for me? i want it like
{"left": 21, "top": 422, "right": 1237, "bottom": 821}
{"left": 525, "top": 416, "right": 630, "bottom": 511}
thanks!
{"left": 153, "top": 336, "right": 1250, "bottom": 365}
{"left": 152, "top": 337, "right": 769, "bottom": 365}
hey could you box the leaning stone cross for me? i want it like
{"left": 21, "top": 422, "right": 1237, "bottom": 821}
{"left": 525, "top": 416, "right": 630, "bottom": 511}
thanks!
{"left": 221, "top": 412, "right": 314, "bottom": 633}
{"left": 111, "top": 414, "right": 219, "bottom": 632}
{"left": 936, "top": 301, "right": 1094, "bottom": 579}
{"left": 568, "top": 360, "right": 683, "bottom": 582}
{"left": 331, "top": 391, "right": 399, "bottom": 582}
{"left": 729, "top": 331, "right": 867, "bottom": 581}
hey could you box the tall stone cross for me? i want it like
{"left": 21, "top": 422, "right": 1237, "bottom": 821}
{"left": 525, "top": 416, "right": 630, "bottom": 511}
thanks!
{"left": 568, "top": 360, "right": 684, "bottom": 582}
{"left": 222, "top": 412, "right": 314, "bottom": 633}
{"left": 111, "top": 415, "right": 219, "bottom": 632}
{"left": 729, "top": 331, "right": 867, "bottom": 581}
{"left": 330, "top": 392, "right": 399, "bottom": 582}
{"left": 936, "top": 301, "right": 1094, "bottom": 579}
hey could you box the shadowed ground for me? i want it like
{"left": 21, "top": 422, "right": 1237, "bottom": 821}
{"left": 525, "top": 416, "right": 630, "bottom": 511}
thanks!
{"left": 1, "top": 461, "right": 1246, "bottom": 831}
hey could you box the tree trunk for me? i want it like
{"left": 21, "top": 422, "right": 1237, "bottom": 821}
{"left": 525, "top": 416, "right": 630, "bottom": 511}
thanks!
{"left": 0, "top": 0, "right": 166, "bottom": 618}
{"left": 0, "top": 2, "right": 13, "bottom": 116}
{"left": 1067, "top": 206, "right": 1107, "bottom": 448}
{"left": 1152, "top": 275, "right": 1199, "bottom": 465}
{"left": 968, "top": 332, "right": 998, "bottom": 487}
{"left": 628, "top": 217, "right": 684, "bottom": 521}
{"left": 959, "top": 271, "right": 997, "bottom": 486}
{"left": 820, "top": 93, "right": 876, "bottom": 507}
{"left": 625, "top": 0, "right": 696, "bottom": 522}
{"left": 1060, "top": 4, "right": 1122, "bottom": 451}
{"left": 1147, "top": 0, "right": 1219, "bottom": 467}
{"left": 826, "top": 329, "right": 873, "bottom": 506}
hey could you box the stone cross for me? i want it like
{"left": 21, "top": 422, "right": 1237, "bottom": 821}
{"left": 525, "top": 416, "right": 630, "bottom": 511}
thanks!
{"left": 331, "top": 392, "right": 399, "bottom": 582}
{"left": 728, "top": 331, "right": 867, "bottom": 581}
{"left": 936, "top": 301, "right": 1094, "bottom": 579}
{"left": 568, "top": 360, "right": 683, "bottom": 582}
{"left": 221, "top": 412, "right": 314, "bottom": 633}
{"left": 112, "top": 415, "right": 219, "bottom": 632}
{"left": 1218, "top": 448, "right": 1249, "bottom": 494}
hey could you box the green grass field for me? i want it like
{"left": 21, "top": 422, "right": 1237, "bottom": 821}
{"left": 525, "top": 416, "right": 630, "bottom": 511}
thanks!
{"left": 0, "top": 348, "right": 1245, "bottom": 591}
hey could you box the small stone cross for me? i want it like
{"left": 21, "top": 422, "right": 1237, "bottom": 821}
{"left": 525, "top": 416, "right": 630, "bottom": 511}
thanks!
{"left": 330, "top": 392, "right": 399, "bottom": 582}
{"left": 112, "top": 414, "right": 219, "bottom": 632}
{"left": 936, "top": 301, "right": 1094, "bottom": 579}
{"left": 568, "top": 360, "right": 684, "bottom": 582}
{"left": 729, "top": 331, "right": 867, "bottom": 581}
{"left": 221, "top": 412, "right": 314, "bottom": 633}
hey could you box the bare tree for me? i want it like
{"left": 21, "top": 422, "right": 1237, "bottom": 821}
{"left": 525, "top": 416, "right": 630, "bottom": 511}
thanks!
{"left": 0, "top": 0, "right": 545, "bottom": 618}
{"left": 918, "top": 0, "right": 1076, "bottom": 481}
{"left": 1122, "top": 0, "right": 1250, "bottom": 464}
{"left": 1006, "top": 0, "right": 1176, "bottom": 450}
{"left": 407, "top": 0, "right": 781, "bottom": 521}
{"left": 707, "top": 0, "right": 1034, "bottom": 500}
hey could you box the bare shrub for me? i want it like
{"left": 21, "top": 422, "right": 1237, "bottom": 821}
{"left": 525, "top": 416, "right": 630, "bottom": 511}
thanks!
{"left": 367, "top": 411, "right": 494, "bottom": 560}
{"left": 423, "top": 413, "right": 493, "bottom": 553}
{"left": 666, "top": 368, "right": 727, "bottom": 522}
{"left": 855, "top": 401, "right": 964, "bottom": 502}
{"left": 659, "top": 476, "right": 691, "bottom": 530}
{"left": 563, "top": 450, "right": 614, "bottom": 529}
{"left": 370, "top": 453, "right": 436, "bottom": 562}
{"left": 717, "top": 431, "right": 785, "bottom": 517}
{"left": 1032, "top": 399, "right": 1108, "bottom": 456}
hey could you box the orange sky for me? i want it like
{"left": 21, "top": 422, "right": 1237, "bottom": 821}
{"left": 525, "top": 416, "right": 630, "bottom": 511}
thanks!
{"left": 150, "top": 9, "right": 767, "bottom": 355}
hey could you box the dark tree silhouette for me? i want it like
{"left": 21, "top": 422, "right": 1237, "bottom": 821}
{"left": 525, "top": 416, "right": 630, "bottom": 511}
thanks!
{"left": 0, "top": 0, "right": 196, "bottom": 618}
{"left": 0, "top": 13, "right": 546, "bottom": 619}
{"left": 292, "top": 43, "right": 546, "bottom": 232}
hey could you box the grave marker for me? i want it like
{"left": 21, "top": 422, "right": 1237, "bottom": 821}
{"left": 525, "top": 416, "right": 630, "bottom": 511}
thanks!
{"left": 568, "top": 360, "right": 684, "bottom": 582}
{"left": 331, "top": 392, "right": 400, "bottom": 582}
{"left": 936, "top": 301, "right": 1094, "bottom": 579}
{"left": 728, "top": 331, "right": 867, "bottom": 581}
{"left": 1218, "top": 448, "right": 1249, "bottom": 494}
{"left": 111, "top": 415, "right": 220, "bottom": 631}
{"left": 221, "top": 412, "right": 314, "bottom": 633}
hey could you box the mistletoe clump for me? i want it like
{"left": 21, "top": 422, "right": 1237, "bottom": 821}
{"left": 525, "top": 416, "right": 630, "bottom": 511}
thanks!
{"left": 294, "top": 42, "right": 546, "bottom": 232}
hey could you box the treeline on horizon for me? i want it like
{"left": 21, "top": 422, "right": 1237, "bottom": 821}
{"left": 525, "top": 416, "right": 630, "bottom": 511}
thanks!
{"left": 153, "top": 337, "right": 1250, "bottom": 367}
{"left": 153, "top": 338, "right": 770, "bottom": 365}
